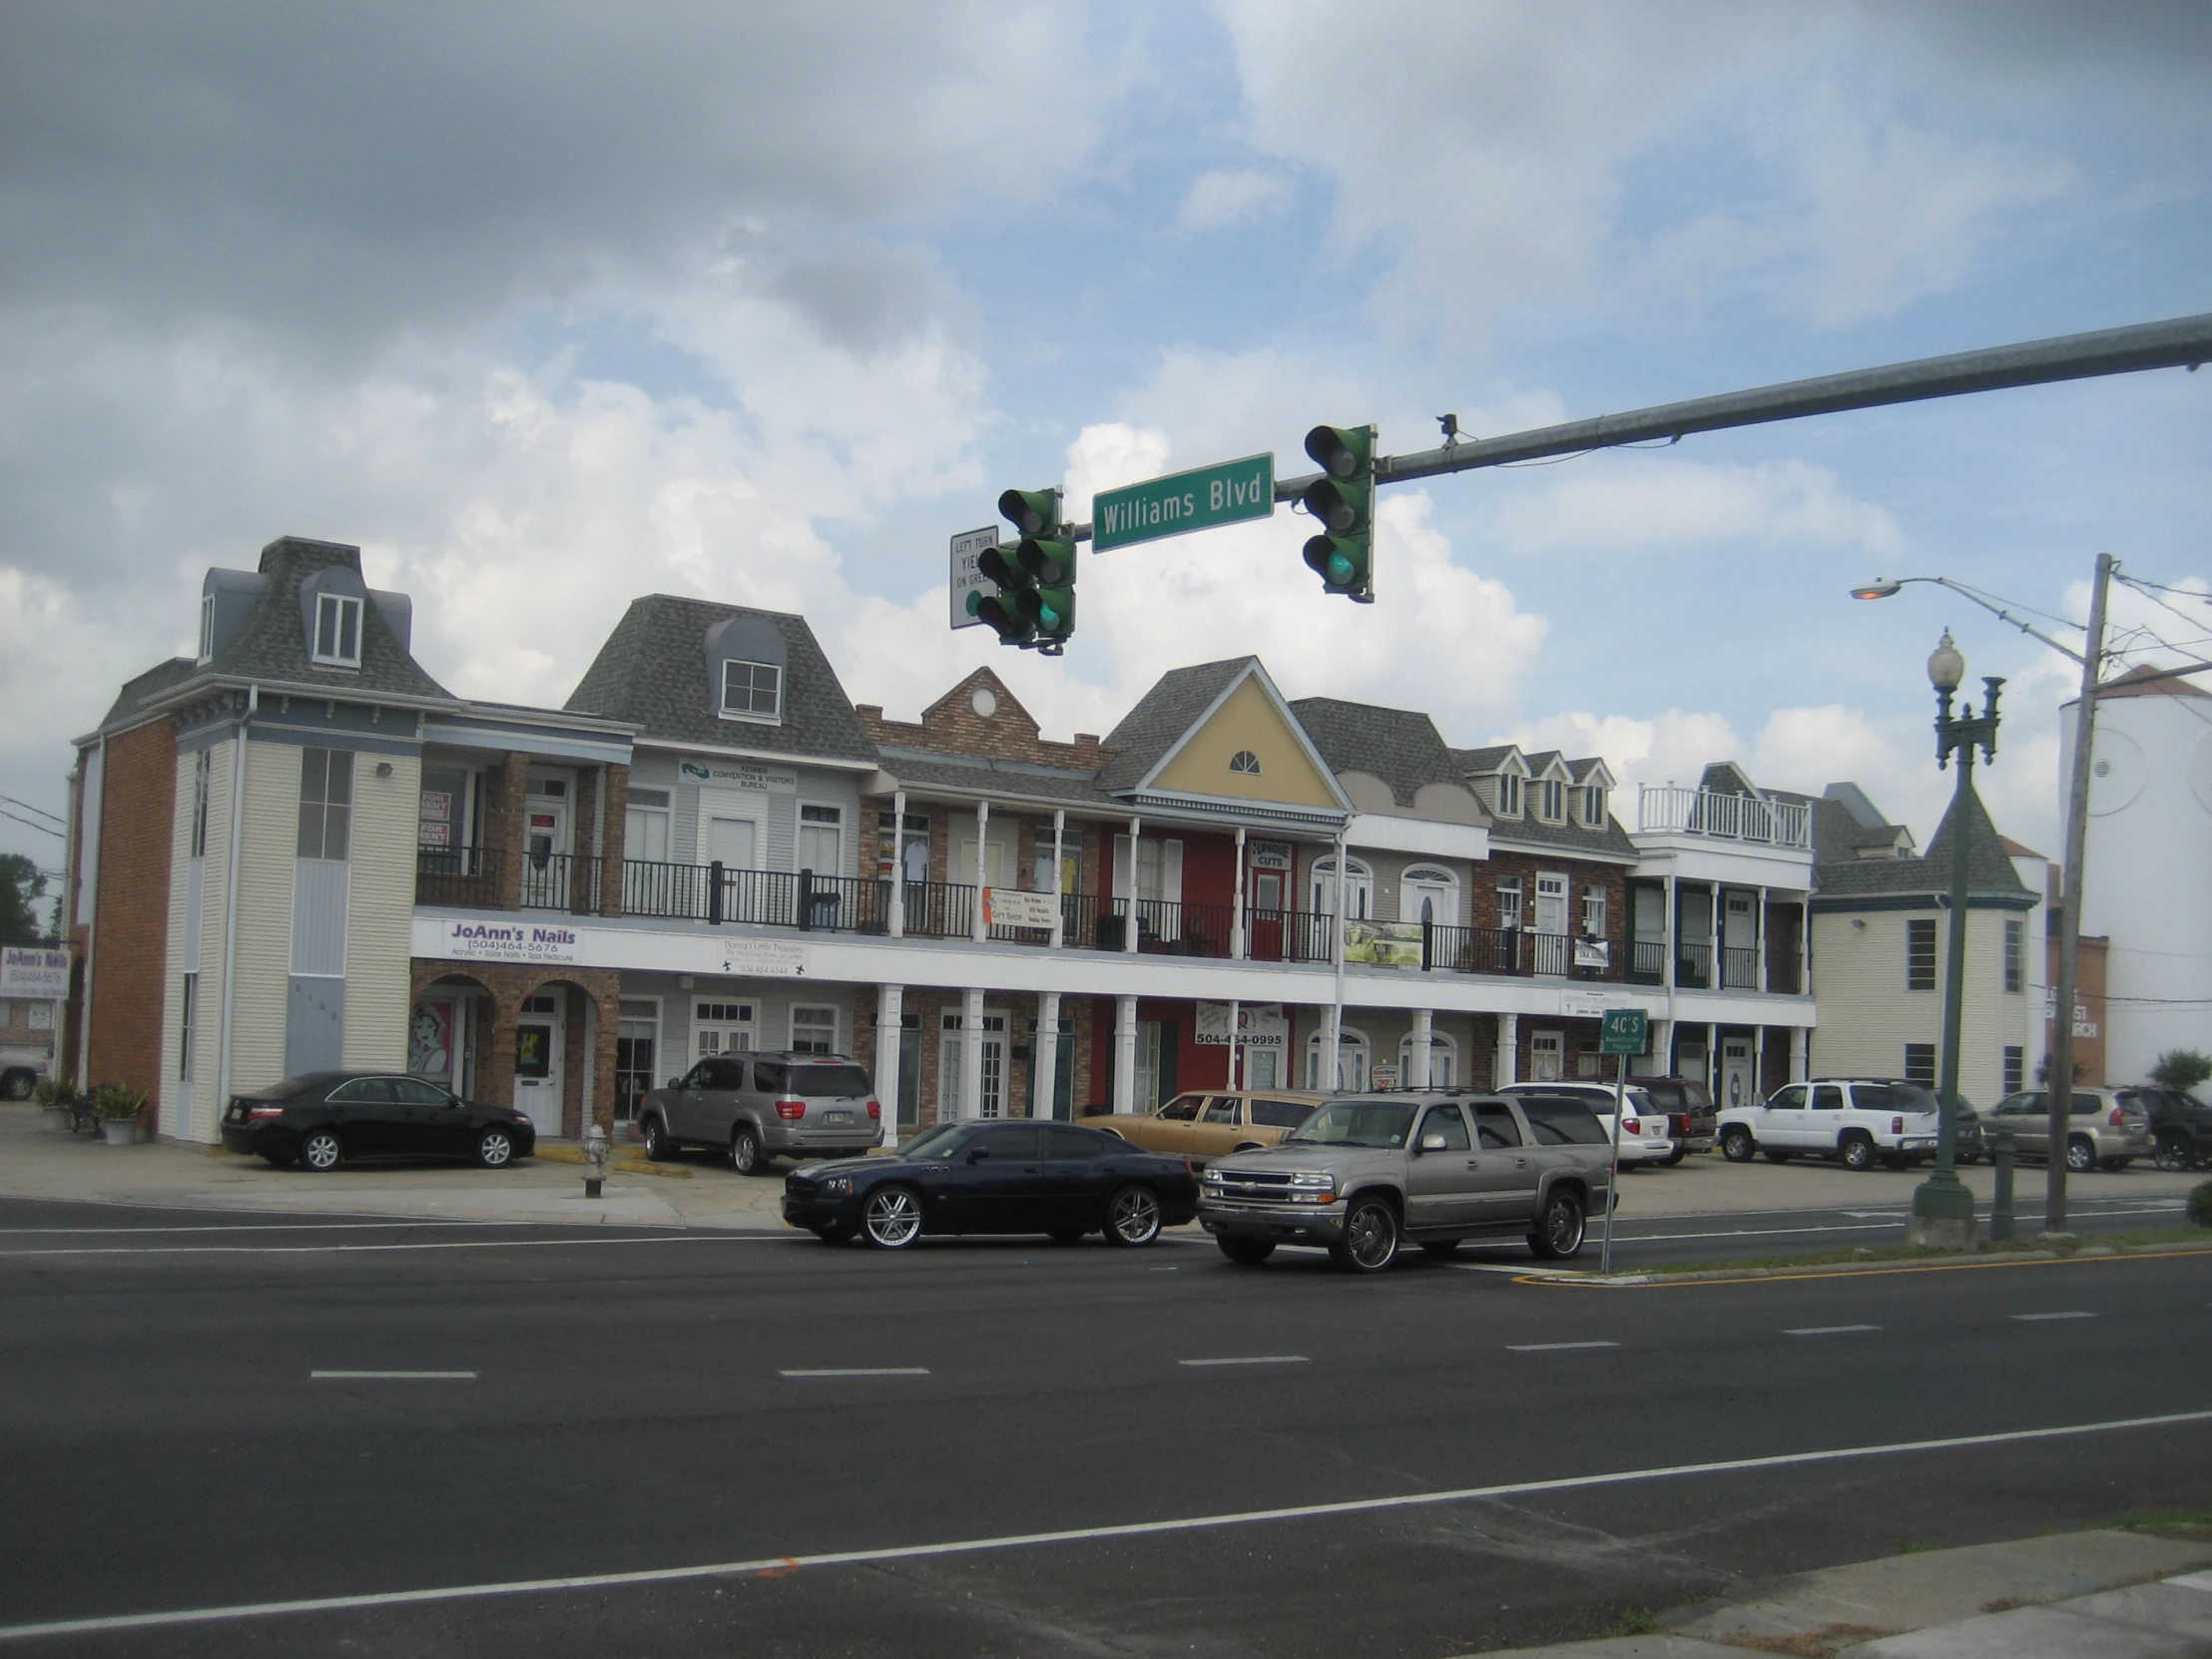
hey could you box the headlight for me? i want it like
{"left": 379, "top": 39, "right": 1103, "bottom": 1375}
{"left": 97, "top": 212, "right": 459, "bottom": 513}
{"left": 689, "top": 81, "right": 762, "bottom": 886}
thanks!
{"left": 1287, "top": 1172, "right": 1337, "bottom": 1198}
{"left": 1202, "top": 1167, "right": 1226, "bottom": 1184}
{"left": 821, "top": 1177, "right": 851, "bottom": 1195}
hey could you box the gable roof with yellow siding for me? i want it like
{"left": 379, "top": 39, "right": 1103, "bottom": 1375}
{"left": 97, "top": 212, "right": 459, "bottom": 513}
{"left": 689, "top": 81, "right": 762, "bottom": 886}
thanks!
{"left": 1136, "top": 662, "right": 1346, "bottom": 809}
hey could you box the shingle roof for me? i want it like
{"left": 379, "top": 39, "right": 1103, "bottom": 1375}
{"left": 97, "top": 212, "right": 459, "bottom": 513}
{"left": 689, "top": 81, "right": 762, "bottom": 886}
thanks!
{"left": 565, "top": 595, "right": 876, "bottom": 762}
{"left": 1289, "top": 698, "right": 1466, "bottom": 810}
{"left": 871, "top": 749, "right": 1115, "bottom": 807}
{"left": 207, "top": 537, "right": 452, "bottom": 701}
{"left": 1097, "top": 658, "right": 1254, "bottom": 792}
{"left": 1454, "top": 744, "right": 1521, "bottom": 774}
{"left": 1814, "top": 787, "right": 2031, "bottom": 901}
{"left": 98, "top": 658, "right": 199, "bottom": 731}
{"left": 1486, "top": 809, "right": 1639, "bottom": 860}
{"left": 1812, "top": 795, "right": 1914, "bottom": 863}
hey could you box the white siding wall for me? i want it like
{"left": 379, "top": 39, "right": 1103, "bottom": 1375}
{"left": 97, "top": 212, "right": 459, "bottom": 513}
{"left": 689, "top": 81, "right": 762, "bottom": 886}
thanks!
{"left": 188, "top": 741, "right": 236, "bottom": 1142}
{"left": 230, "top": 741, "right": 298, "bottom": 1094}
{"left": 1810, "top": 906, "right": 2035, "bottom": 1103}
{"left": 342, "top": 751, "right": 418, "bottom": 1071}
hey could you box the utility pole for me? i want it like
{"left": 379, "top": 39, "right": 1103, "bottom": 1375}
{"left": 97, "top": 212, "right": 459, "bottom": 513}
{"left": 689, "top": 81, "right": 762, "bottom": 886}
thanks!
{"left": 2043, "top": 551, "right": 2114, "bottom": 1237}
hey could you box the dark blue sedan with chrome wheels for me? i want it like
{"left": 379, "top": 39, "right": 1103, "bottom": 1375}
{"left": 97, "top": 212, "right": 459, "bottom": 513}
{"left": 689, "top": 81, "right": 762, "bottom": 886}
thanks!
{"left": 783, "top": 1120, "right": 1200, "bottom": 1250}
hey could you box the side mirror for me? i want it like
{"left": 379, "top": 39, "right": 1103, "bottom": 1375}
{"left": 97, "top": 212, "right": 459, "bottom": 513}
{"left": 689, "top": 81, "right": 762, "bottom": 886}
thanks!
{"left": 667, "top": 1077, "right": 683, "bottom": 1090}
{"left": 1418, "top": 1132, "right": 1448, "bottom": 1153}
{"left": 965, "top": 1147, "right": 989, "bottom": 1165}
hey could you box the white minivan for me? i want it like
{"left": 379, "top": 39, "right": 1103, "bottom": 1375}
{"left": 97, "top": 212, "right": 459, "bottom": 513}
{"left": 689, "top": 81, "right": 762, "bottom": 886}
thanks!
{"left": 1498, "top": 1082, "right": 1676, "bottom": 1167}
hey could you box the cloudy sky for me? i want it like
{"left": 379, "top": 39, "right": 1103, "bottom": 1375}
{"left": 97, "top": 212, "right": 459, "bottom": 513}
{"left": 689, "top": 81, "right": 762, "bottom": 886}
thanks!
{"left": 4, "top": 1, "right": 2209, "bottom": 880}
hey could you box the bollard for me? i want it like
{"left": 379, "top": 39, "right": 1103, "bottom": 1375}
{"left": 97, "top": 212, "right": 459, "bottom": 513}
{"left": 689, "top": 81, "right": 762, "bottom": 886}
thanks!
{"left": 582, "top": 1123, "right": 610, "bottom": 1200}
{"left": 1989, "top": 1126, "right": 2014, "bottom": 1242}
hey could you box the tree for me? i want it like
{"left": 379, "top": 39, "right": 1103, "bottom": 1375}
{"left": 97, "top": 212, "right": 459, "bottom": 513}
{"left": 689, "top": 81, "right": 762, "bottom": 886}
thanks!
{"left": 2150, "top": 1049, "right": 2212, "bottom": 1094}
{"left": 0, "top": 853, "right": 48, "bottom": 943}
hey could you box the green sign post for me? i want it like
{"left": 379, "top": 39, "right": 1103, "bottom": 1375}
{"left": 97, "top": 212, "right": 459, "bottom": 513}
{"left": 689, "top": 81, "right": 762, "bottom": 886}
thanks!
{"left": 1092, "top": 452, "right": 1275, "bottom": 552}
{"left": 1597, "top": 1007, "right": 1649, "bottom": 1274}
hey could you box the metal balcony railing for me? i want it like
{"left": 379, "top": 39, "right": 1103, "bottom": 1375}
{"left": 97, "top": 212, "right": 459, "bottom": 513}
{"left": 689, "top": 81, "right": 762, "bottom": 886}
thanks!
{"left": 1675, "top": 939, "right": 1713, "bottom": 989}
{"left": 1628, "top": 938, "right": 1666, "bottom": 985}
{"left": 1721, "top": 945, "right": 1761, "bottom": 990}
{"left": 415, "top": 845, "right": 502, "bottom": 908}
{"left": 1637, "top": 786, "right": 1810, "bottom": 848}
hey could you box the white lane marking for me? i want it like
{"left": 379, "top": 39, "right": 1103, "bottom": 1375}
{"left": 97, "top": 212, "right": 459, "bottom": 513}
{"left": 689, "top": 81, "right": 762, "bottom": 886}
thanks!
{"left": 311, "top": 1371, "right": 476, "bottom": 1381}
{"left": 0, "top": 1235, "right": 777, "bottom": 1259}
{"left": 2011, "top": 1311, "right": 2096, "bottom": 1322}
{"left": 0, "top": 1220, "right": 528, "bottom": 1236}
{"left": 1178, "top": 1356, "right": 1308, "bottom": 1368}
{"left": 8, "top": 1408, "right": 2209, "bottom": 1643}
{"left": 1785, "top": 1325, "right": 1882, "bottom": 1337}
{"left": 1609, "top": 1223, "right": 1901, "bottom": 1243}
{"left": 1506, "top": 1341, "right": 1619, "bottom": 1353}
{"left": 779, "top": 1369, "right": 928, "bottom": 1379}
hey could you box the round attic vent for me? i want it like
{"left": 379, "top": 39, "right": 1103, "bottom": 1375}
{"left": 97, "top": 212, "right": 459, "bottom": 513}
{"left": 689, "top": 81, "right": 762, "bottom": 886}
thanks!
{"left": 971, "top": 687, "right": 997, "bottom": 718}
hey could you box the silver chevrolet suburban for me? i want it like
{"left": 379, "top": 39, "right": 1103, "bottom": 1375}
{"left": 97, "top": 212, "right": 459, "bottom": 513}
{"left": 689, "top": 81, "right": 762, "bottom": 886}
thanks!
{"left": 1197, "top": 1091, "right": 1616, "bottom": 1273}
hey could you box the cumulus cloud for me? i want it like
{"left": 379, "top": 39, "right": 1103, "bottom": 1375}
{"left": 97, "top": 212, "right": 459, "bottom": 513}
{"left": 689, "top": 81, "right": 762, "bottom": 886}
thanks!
{"left": 1488, "top": 456, "right": 1904, "bottom": 560}
{"left": 1179, "top": 167, "right": 1295, "bottom": 231}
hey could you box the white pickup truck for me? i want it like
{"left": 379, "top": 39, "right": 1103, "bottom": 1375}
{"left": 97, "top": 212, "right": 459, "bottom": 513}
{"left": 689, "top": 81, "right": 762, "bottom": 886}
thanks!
{"left": 1716, "top": 1077, "right": 1944, "bottom": 1171}
{"left": 1, "top": 1044, "right": 53, "bottom": 1100}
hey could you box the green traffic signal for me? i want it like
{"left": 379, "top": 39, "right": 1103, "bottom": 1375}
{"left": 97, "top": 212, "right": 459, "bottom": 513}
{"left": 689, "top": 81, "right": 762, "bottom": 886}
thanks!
{"left": 998, "top": 488, "right": 1061, "bottom": 539}
{"left": 1300, "top": 424, "right": 1375, "bottom": 602}
{"left": 977, "top": 488, "right": 1077, "bottom": 654}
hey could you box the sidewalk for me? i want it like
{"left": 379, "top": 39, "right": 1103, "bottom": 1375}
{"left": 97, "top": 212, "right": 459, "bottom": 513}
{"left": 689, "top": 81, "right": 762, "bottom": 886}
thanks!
{"left": 1456, "top": 1528, "right": 2212, "bottom": 1658}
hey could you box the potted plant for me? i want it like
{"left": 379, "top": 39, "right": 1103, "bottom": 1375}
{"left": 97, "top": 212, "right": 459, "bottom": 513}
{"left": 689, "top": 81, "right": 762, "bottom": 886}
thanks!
{"left": 90, "top": 1084, "right": 148, "bottom": 1146}
{"left": 32, "top": 1077, "right": 79, "bottom": 1134}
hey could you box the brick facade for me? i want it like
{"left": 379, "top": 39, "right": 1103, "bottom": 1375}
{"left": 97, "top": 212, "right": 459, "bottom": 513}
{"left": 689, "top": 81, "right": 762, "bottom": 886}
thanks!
{"left": 855, "top": 667, "right": 1104, "bottom": 771}
{"left": 84, "top": 719, "right": 178, "bottom": 1102}
{"left": 408, "top": 958, "right": 621, "bottom": 1136}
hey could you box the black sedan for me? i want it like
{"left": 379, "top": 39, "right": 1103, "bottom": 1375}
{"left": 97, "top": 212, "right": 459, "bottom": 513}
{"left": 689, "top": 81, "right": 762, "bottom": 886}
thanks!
{"left": 783, "top": 1120, "right": 1199, "bottom": 1250}
{"left": 221, "top": 1072, "right": 536, "bottom": 1171}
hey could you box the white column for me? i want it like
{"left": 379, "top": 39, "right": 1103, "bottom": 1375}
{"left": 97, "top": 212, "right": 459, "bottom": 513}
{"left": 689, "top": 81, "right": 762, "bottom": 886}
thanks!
{"left": 1753, "top": 1024, "right": 1767, "bottom": 1102}
{"left": 1123, "top": 816, "right": 1141, "bottom": 953}
{"left": 1798, "top": 901, "right": 1812, "bottom": 998}
{"left": 1320, "top": 1001, "right": 1342, "bottom": 1092}
{"left": 1329, "top": 832, "right": 1348, "bottom": 1076}
{"left": 1495, "top": 1012, "right": 1519, "bottom": 1088}
{"left": 961, "top": 986, "right": 985, "bottom": 1120}
{"left": 1790, "top": 1024, "right": 1809, "bottom": 1083}
{"left": 1227, "top": 997, "right": 1242, "bottom": 1090}
{"left": 1662, "top": 872, "right": 1677, "bottom": 988}
{"left": 1231, "top": 826, "right": 1248, "bottom": 959}
{"left": 1113, "top": 994, "right": 1138, "bottom": 1112}
{"left": 1755, "top": 884, "right": 1769, "bottom": 993}
{"left": 1649, "top": 1017, "right": 1672, "bottom": 1079}
{"left": 1710, "top": 888, "right": 1723, "bottom": 989}
{"left": 1031, "top": 989, "right": 1061, "bottom": 1120}
{"left": 874, "top": 983, "right": 903, "bottom": 1146}
{"left": 1706, "top": 1021, "right": 1718, "bottom": 1095}
{"left": 971, "top": 799, "right": 990, "bottom": 942}
{"left": 887, "top": 790, "right": 906, "bottom": 938}
{"left": 1048, "top": 809, "right": 1066, "bottom": 949}
{"left": 1408, "top": 1007, "right": 1434, "bottom": 1089}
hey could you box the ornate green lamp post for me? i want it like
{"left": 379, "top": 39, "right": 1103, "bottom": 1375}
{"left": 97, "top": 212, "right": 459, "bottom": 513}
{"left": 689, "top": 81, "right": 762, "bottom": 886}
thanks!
{"left": 1909, "top": 630, "right": 2001, "bottom": 1251}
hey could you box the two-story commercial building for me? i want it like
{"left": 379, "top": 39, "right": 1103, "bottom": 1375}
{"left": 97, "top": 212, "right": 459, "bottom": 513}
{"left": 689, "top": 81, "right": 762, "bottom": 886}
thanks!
{"left": 63, "top": 535, "right": 1822, "bottom": 1146}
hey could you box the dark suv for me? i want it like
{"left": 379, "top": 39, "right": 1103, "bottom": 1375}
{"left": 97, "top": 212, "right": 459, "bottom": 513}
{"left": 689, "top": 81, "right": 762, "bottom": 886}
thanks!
{"left": 1634, "top": 1077, "right": 1716, "bottom": 1165}
{"left": 2139, "top": 1087, "right": 2212, "bottom": 1172}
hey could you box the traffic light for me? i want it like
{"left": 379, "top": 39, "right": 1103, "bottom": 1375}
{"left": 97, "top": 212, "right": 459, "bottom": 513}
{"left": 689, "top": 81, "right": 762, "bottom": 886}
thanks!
{"left": 1300, "top": 424, "right": 1375, "bottom": 602}
{"left": 965, "top": 487, "right": 1078, "bottom": 654}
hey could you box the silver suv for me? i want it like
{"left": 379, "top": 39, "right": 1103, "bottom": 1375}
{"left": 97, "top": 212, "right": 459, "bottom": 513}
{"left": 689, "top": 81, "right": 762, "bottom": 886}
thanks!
{"left": 1983, "top": 1087, "right": 2152, "bottom": 1173}
{"left": 1197, "top": 1091, "right": 1616, "bottom": 1273}
{"left": 638, "top": 1051, "right": 880, "bottom": 1174}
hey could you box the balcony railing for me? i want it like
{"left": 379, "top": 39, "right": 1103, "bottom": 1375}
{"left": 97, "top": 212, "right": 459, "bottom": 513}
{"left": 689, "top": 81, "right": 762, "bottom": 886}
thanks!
{"left": 521, "top": 852, "right": 602, "bottom": 914}
{"left": 1675, "top": 939, "right": 1713, "bottom": 989}
{"left": 1767, "top": 955, "right": 1803, "bottom": 995}
{"left": 416, "top": 845, "right": 502, "bottom": 908}
{"left": 1627, "top": 938, "right": 1666, "bottom": 985}
{"left": 1243, "top": 907, "right": 1335, "bottom": 964}
{"left": 1721, "top": 945, "right": 1761, "bottom": 990}
{"left": 1637, "top": 786, "right": 1810, "bottom": 848}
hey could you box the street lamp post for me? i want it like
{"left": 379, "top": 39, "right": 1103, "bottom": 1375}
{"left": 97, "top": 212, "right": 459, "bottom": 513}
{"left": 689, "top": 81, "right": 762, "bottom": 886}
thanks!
{"left": 1910, "top": 630, "right": 2001, "bottom": 1252}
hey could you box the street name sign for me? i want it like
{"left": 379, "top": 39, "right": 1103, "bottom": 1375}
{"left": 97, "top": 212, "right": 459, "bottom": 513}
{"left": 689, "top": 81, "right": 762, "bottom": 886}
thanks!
{"left": 1092, "top": 452, "right": 1274, "bottom": 552}
{"left": 1600, "top": 1008, "right": 1649, "bottom": 1056}
{"left": 948, "top": 525, "right": 1000, "bottom": 629}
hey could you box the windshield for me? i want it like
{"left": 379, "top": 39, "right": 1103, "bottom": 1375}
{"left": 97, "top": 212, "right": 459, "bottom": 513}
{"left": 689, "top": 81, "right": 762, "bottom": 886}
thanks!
{"left": 1284, "top": 1102, "right": 1415, "bottom": 1149}
{"left": 789, "top": 1065, "right": 873, "bottom": 1098}
{"left": 893, "top": 1123, "right": 970, "bottom": 1161}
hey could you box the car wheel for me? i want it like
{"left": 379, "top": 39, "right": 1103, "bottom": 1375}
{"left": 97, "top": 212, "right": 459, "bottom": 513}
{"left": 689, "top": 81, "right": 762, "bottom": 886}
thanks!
{"left": 1662, "top": 1147, "right": 1688, "bottom": 1167}
{"left": 2065, "top": 1136, "right": 2096, "bottom": 1175}
{"left": 298, "top": 1128, "right": 342, "bottom": 1173}
{"left": 0, "top": 1070, "right": 33, "bottom": 1101}
{"left": 1104, "top": 1184, "right": 1163, "bottom": 1248}
{"left": 1332, "top": 1195, "right": 1400, "bottom": 1273}
{"left": 2156, "top": 1133, "right": 2195, "bottom": 1173}
{"left": 861, "top": 1185, "right": 923, "bottom": 1250}
{"left": 1763, "top": 1148, "right": 1792, "bottom": 1164}
{"left": 730, "top": 1124, "right": 766, "bottom": 1176}
{"left": 1232, "top": 1142, "right": 1263, "bottom": 1153}
{"left": 1218, "top": 1237, "right": 1275, "bottom": 1266}
{"left": 475, "top": 1128, "right": 515, "bottom": 1169}
{"left": 1720, "top": 1126, "right": 1755, "bottom": 1162}
{"left": 641, "top": 1114, "right": 676, "bottom": 1162}
{"left": 811, "top": 1223, "right": 855, "bottom": 1245}
{"left": 1528, "top": 1188, "right": 1586, "bottom": 1261}
{"left": 1418, "top": 1239, "right": 1463, "bottom": 1260}
{"left": 1840, "top": 1134, "right": 1875, "bottom": 1172}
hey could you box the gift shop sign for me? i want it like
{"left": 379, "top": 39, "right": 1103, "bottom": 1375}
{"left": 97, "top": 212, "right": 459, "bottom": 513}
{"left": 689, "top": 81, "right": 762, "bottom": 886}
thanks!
{"left": 438, "top": 920, "right": 580, "bottom": 964}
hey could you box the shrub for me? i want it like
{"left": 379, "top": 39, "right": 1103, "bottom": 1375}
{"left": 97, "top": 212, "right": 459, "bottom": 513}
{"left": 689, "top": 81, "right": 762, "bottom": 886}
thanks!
{"left": 31, "top": 1076, "right": 79, "bottom": 1109}
{"left": 2189, "top": 1181, "right": 2212, "bottom": 1230}
{"left": 2151, "top": 1050, "right": 2212, "bottom": 1095}
{"left": 87, "top": 1084, "right": 148, "bottom": 1121}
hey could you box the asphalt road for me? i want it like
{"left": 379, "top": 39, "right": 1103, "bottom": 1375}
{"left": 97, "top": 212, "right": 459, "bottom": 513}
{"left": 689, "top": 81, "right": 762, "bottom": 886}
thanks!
{"left": 3, "top": 1193, "right": 2209, "bottom": 1658}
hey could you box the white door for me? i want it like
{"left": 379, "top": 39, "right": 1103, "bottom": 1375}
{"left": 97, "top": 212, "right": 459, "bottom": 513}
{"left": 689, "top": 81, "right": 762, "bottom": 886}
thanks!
{"left": 1534, "top": 874, "right": 1568, "bottom": 935}
{"left": 1399, "top": 869, "right": 1456, "bottom": 927}
{"left": 938, "top": 1014, "right": 1007, "bottom": 1119}
{"left": 706, "top": 816, "right": 757, "bottom": 869}
{"left": 1529, "top": 1029, "right": 1564, "bottom": 1082}
{"left": 1721, "top": 1038, "right": 1754, "bottom": 1112}
{"left": 512, "top": 994, "right": 564, "bottom": 1137}
{"left": 523, "top": 803, "right": 569, "bottom": 907}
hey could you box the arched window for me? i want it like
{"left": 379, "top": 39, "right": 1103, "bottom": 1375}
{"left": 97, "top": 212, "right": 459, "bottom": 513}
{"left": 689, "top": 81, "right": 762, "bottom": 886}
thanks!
{"left": 1229, "top": 750, "right": 1261, "bottom": 775}
{"left": 1310, "top": 856, "right": 1373, "bottom": 920}
{"left": 1397, "top": 864, "right": 1460, "bottom": 926}
{"left": 1396, "top": 1029, "right": 1458, "bottom": 1088}
{"left": 1305, "top": 1025, "right": 1371, "bottom": 1092}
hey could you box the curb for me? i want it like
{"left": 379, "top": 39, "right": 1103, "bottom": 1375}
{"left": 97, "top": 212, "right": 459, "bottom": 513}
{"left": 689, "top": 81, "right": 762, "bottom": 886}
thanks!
{"left": 532, "top": 1145, "right": 693, "bottom": 1179}
{"left": 1529, "top": 1236, "right": 2212, "bottom": 1287}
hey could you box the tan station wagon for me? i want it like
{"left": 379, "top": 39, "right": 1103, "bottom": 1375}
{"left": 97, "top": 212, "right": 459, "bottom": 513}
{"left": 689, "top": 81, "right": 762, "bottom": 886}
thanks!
{"left": 1085, "top": 1090, "right": 1328, "bottom": 1164}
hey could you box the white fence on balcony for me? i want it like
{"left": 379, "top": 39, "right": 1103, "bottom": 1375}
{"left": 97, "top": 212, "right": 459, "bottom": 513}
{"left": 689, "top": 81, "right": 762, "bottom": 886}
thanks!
{"left": 1637, "top": 786, "right": 1811, "bottom": 849}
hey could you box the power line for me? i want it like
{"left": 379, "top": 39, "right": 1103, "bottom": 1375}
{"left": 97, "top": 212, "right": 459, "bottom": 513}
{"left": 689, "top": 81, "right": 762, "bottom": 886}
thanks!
{"left": 0, "top": 793, "right": 64, "bottom": 828}
{"left": 0, "top": 808, "right": 64, "bottom": 840}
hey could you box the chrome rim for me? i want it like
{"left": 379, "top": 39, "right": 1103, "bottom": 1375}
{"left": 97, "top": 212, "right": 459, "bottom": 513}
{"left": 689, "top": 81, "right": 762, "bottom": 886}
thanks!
{"left": 732, "top": 1131, "right": 760, "bottom": 1174}
{"left": 1110, "top": 1186, "right": 1161, "bottom": 1244}
{"left": 303, "top": 1134, "right": 339, "bottom": 1170}
{"left": 1545, "top": 1197, "right": 1583, "bottom": 1254}
{"left": 864, "top": 1188, "right": 921, "bottom": 1247}
{"left": 2066, "top": 1140, "right": 2093, "bottom": 1173}
{"left": 1346, "top": 1203, "right": 1395, "bottom": 1268}
{"left": 1844, "top": 1139, "right": 1870, "bottom": 1169}
{"left": 479, "top": 1132, "right": 512, "bottom": 1168}
{"left": 2158, "top": 1138, "right": 2190, "bottom": 1171}
{"left": 645, "top": 1120, "right": 667, "bottom": 1156}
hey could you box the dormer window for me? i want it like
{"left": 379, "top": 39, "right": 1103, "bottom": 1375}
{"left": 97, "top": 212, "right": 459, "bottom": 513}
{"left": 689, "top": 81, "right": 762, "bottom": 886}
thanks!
{"left": 1536, "top": 779, "right": 1564, "bottom": 823}
{"left": 722, "top": 659, "right": 782, "bottom": 721}
{"left": 1581, "top": 785, "right": 1606, "bottom": 827}
{"left": 1229, "top": 750, "right": 1261, "bottom": 776}
{"left": 311, "top": 593, "right": 362, "bottom": 668}
{"left": 198, "top": 594, "right": 217, "bottom": 664}
{"left": 1495, "top": 774, "right": 1522, "bottom": 818}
